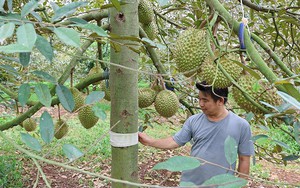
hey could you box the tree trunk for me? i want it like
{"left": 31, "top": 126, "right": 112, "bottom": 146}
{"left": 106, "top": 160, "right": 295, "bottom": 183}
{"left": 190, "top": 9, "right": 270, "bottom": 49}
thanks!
{"left": 109, "top": 1, "right": 139, "bottom": 187}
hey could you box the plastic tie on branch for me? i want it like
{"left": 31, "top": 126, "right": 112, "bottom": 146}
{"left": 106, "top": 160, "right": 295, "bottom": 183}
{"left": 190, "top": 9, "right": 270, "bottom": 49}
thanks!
{"left": 109, "top": 131, "right": 138, "bottom": 147}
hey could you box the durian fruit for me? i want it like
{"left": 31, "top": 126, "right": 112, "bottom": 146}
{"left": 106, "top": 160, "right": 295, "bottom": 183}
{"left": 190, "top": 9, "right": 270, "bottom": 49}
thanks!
{"left": 70, "top": 87, "right": 85, "bottom": 112}
{"left": 200, "top": 53, "right": 243, "bottom": 89}
{"left": 101, "top": 82, "right": 111, "bottom": 101}
{"left": 142, "top": 21, "right": 158, "bottom": 40}
{"left": 78, "top": 106, "right": 99, "bottom": 129}
{"left": 138, "top": 88, "right": 156, "bottom": 108}
{"left": 54, "top": 119, "right": 68, "bottom": 139}
{"left": 138, "top": 0, "right": 154, "bottom": 25}
{"left": 154, "top": 90, "right": 180, "bottom": 117}
{"left": 173, "top": 28, "right": 209, "bottom": 77}
{"left": 232, "top": 74, "right": 282, "bottom": 114}
{"left": 23, "top": 118, "right": 37, "bottom": 132}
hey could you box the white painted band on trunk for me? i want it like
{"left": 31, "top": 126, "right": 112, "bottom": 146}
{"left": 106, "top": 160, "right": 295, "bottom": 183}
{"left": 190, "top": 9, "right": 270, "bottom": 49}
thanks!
{"left": 109, "top": 131, "right": 138, "bottom": 147}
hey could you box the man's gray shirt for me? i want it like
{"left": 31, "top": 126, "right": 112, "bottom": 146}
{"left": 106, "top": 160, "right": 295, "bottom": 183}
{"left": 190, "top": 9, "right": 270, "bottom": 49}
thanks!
{"left": 173, "top": 111, "right": 255, "bottom": 185}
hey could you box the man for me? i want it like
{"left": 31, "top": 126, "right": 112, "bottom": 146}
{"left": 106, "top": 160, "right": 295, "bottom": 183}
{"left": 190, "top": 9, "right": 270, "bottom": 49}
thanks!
{"left": 138, "top": 81, "right": 255, "bottom": 185}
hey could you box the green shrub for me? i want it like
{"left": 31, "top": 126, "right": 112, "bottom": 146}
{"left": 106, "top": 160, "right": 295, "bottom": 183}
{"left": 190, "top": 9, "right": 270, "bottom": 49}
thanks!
{"left": 0, "top": 156, "right": 23, "bottom": 188}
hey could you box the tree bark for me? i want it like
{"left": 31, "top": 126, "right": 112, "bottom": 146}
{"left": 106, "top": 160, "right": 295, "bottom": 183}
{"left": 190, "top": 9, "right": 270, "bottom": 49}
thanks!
{"left": 109, "top": 1, "right": 139, "bottom": 187}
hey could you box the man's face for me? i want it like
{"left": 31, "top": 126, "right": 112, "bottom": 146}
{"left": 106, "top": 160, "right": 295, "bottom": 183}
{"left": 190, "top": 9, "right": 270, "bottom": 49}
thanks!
{"left": 198, "top": 91, "right": 223, "bottom": 115}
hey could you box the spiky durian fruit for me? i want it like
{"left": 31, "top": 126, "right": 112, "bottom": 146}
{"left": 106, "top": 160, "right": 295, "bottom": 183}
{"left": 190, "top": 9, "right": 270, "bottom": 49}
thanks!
{"left": 142, "top": 21, "right": 158, "bottom": 40}
{"left": 138, "top": 0, "right": 154, "bottom": 24}
{"left": 138, "top": 88, "right": 156, "bottom": 108}
{"left": 154, "top": 90, "right": 179, "bottom": 117}
{"left": 70, "top": 87, "right": 85, "bottom": 112}
{"left": 173, "top": 28, "right": 209, "bottom": 77}
{"left": 54, "top": 119, "right": 68, "bottom": 139}
{"left": 200, "top": 53, "right": 243, "bottom": 89}
{"left": 101, "top": 82, "right": 111, "bottom": 101}
{"left": 78, "top": 106, "right": 99, "bottom": 129}
{"left": 23, "top": 118, "right": 37, "bottom": 132}
{"left": 232, "top": 74, "right": 282, "bottom": 113}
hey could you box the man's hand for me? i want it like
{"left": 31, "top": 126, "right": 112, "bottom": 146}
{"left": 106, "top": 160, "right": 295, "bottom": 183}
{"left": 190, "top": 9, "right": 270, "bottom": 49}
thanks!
{"left": 138, "top": 132, "right": 180, "bottom": 149}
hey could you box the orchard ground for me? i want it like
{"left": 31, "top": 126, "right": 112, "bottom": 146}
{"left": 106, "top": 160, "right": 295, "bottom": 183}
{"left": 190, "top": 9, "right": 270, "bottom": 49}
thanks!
{"left": 1, "top": 106, "right": 299, "bottom": 188}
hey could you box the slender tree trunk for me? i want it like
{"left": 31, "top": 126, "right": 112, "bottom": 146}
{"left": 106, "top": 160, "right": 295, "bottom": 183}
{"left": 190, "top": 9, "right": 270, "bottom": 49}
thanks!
{"left": 109, "top": 1, "right": 139, "bottom": 187}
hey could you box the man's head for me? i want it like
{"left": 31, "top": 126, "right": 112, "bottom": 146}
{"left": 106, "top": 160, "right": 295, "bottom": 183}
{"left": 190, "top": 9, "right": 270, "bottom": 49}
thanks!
{"left": 196, "top": 81, "right": 228, "bottom": 114}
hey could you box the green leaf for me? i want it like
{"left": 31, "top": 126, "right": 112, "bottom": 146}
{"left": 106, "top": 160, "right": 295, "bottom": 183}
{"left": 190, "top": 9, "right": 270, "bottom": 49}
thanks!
{"left": 283, "top": 155, "right": 299, "bottom": 161}
{"left": 21, "top": 0, "right": 40, "bottom": 18}
{"left": 21, "top": 132, "right": 42, "bottom": 152}
{"left": 19, "top": 52, "right": 31, "bottom": 67}
{"left": 32, "top": 70, "right": 57, "bottom": 83}
{"left": 152, "top": 156, "right": 201, "bottom": 172}
{"left": 17, "top": 23, "right": 37, "bottom": 49}
{"left": 56, "top": 84, "right": 75, "bottom": 112}
{"left": 35, "top": 35, "right": 54, "bottom": 62}
{"left": 30, "top": 11, "right": 42, "bottom": 22}
{"left": 244, "top": 112, "right": 254, "bottom": 122}
{"left": 39, "top": 111, "right": 54, "bottom": 144}
{"left": 53, "top": 27, "right": 80, "bottom": 48}
{"left": 76, "top": 23, "right": 108, "bottom": 37}
{"left": 0, "top": 22, "right": 15, "bottom": 42}
{"left": 110, "top": 0, "right": 121, "bottom": 11}
{"left": 179, "top": 181, "right": 196, "bottom": 186}
{"left": 68, "top": 17, "right": 88, "bottom": 24}
{"left": 92, "top": 103, "right": 107, "bottom": 120}
{"left": 34, "top": 83, "right": 52, "bottom": 107}
{"left": 277, "top": 91, "right": 300, "bottom": 110}
{"left": 224, "top": 136, "right": 237, "bottom": 166}
{"left": 203, "top": 174, "right": 247, "bottom": 188}
{"left": 51, "top": 1, "right": 88, "bottom": 22}
{"left": 158, "top": 0, "right": 169, "bottom": 6}
{"left": 0, "top": 43, "right": 31, "bottom": 53}
{"left": 273, "top": 140, "right": 290, "bottom": 150}
{"left": 6, "top": 0, "right": 12, "bottom": 11}
{"left": 251, "top": 134, "right": 268, "bottom": 142}
{"left": 62, "top": 144, "right": 84, "bottom": 162}
{"left": 260, "top": 101, "right": 279, "bottom": 112}
{"left": 18, "top": 83, "right": 31, "bottom": 107}
{"left": 85, "top": 91, "right": 104, "bottom": 104}
{"left": 0, "top": 0, "right": 5, "bottom": 11}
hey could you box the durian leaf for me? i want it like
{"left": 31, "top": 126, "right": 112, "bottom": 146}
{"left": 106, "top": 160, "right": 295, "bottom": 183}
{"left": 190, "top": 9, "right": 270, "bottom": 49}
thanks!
{"left": 19, "top": 52, "right": 31, "bottom": 67}
{"left": 53, "top": 27, "right": 80, "bottom": 48}
{"left": 6, "top": 0, "right": 12, "bottom": 11}
{"left": 30, "top": 11, "right": 42, "bottom": 22}
{"left": 92, "top": 103, "right": 107, "bottom": 120}
{"left": 56, "top": 84, "right": 75, "bottom": 112}
{"left": 34, "top": 83, "right": 52, "bottom": 107}
{"left": 75, "top": 23, "right": 108, "bottom": 37}
{"left": 0, "top": 22, "right": 15, "bottom": 42}
{"left": 283, "top": 155, "right": 299, "bottom": 161}
{"left": 35, "top": 35, "right": 54, "bottom": 62}
{"left": 158, "top": 0, "right": 169, "bottom": 6}
{"left": 0, "top": 44, "right": 31, "bottom": 53}
{"left": 244, "top": 112, "right": 254, "bottom": 122}
{"left": 32, "top": 70, "right": 57, "bottom": 83}
{"left": 273, "top": 140, "right": 290, "bottom": 150}
{"left": 50, "top": 1, "right": 59, "bottom": 11}
{"left": 277, "top": 91, "right": 300, "bottom": 110}
{"left": 0, "top": 0, "right": 4, "bottom": 11}
{"left": 251, "top": 134, "right": 268, "bottom": 142}
{"left": 62, "top": 144, "right": 84, "bottom": 162}
{"left": 17, "top": 23, "right": 37, "bottom": 50}
{"left": 39, "top": 111, "right": 54, "bottom": 144}
{"left": 110, "top": 0, "right": 121, "bottom": 11}
{"left": 21, "top": 0, "right": 40, "bottom": 18}
{"left": 68, "top": 17, "right": 88, "bottom": 24}
{"left": 0, "top": 64, "right": 17, "bottom": 74}
{"left": 202, "top": 174, "right": 247, "bottom": 187}
{"left": 224, "top": 136, "right": 238, "bottom": 166}
{"left": 21, "top": 132, "right": 42, "bottom": 152}
{"left": 152, "top": 156, "right": 201, "bottom": 172}
{"left": 51, "top": 1, "right": 88, "bottom": 22}
{"left": 85, "top": 91, "right": 105, "bottom": 105}
{"left": 18, "top": 83, "right": 31, "bottom": 107}
{"left": 179, "top": 182, "right": 196, "bottom": 186}
{"left": 259, "top": 101, "right": 279, "bottom": 112}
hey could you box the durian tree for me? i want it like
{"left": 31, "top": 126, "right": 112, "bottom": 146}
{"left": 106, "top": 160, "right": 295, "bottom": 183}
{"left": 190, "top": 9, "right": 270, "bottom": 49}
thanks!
{"left": 0, "top": 0, "right": 300, "bottom": 186}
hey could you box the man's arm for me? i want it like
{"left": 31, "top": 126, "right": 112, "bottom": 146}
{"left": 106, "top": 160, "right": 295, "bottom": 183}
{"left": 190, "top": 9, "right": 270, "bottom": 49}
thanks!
{"left": 237, "top": 154, "right": 251, "bottom": 179}
{"left": 138, "top": 132, "right": 180, "bottom": 149}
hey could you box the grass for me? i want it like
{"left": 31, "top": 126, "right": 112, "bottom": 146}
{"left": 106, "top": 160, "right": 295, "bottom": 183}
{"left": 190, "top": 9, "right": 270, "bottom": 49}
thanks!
{"left": 0, "top": 155, "right": 23, "bottom": 188}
